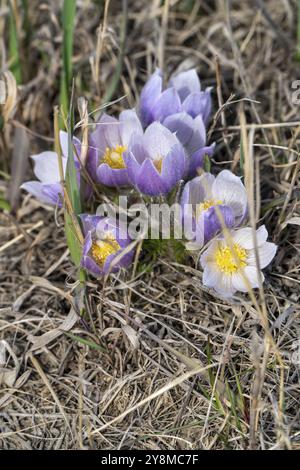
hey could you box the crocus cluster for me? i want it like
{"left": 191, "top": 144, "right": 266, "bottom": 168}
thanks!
{"left": 21, "top": 67, "right": 277, "bottom": 299}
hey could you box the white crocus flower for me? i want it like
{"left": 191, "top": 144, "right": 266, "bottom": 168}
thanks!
{"left": 200, "top": 225, "right": 277, "bottom": 298}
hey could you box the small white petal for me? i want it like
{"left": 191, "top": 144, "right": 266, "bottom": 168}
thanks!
{"left": 231, "top": 266, "right": 264, "bottom": 292}
{"left": 203, "top": 262, "right": 222, "bottom": 288}
{"left": 256, "top": 242, "right": 277, "bottom": 269}
{"left": 200, "top": 239, "right": 218, "bottom": 266}
{"left": 214, "top": 274, "right": 236, "bottom": 298}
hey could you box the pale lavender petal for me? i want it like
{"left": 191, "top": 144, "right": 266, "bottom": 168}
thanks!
{"left": 59, "top": 131, "right": 82, "bottom": 160}
{"left": 42, "top": 183, "right": 64, "bottom": 206}
{"left": 31, "top": 151, "right": 65, "bottom": 183}
{"left": 124, "top": 152, "right": 142, "bottom": 185}
{"left": 20, "top": 181, "right": 51, "bottom": 204}
{"left": 96, "top": 113, "right": 119, "bottom": 149}
{"left": 126, "top": 133, "right": 150, "bottom": 164}
{"left": 185, "top": 115, "right": 206, "bottom": 155}
{"left": 151, "top": 88, "right": 181, "bottom": 123}
{"left": 169, "top": 69, "right": 200, "bottom": 100}
{"left": 80, "top": 215, "right": 102, "bottom": 235}
{"left": 190, "top": 173, "right": 215, "bottom": 204}
{"left": 139, "top": 70, "right": 163, "bottom": 127}
{"left": 212, "top": 170, "right": 248, "bottom": 222}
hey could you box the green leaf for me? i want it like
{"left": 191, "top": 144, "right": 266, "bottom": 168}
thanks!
{"left": 64, "top": 331, "right": 106, "bottom": 352}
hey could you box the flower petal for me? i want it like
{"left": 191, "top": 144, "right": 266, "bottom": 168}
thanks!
{"left": 20, "top": 181, "right": 51, "bottom": 204}
{"left": 124, "top": 151, "right": 142, "bottom": 185}
{"left": 202, "top": 262, "right": 222, "bottom": 288}
{"left": 232, "top": 266, "right": 263, "bottom": 292}
{"left": 201, "top": 205, "right": 235, "bottom": 242}
{"left": 139, "top": 70, "right": 163, "bottom": 127}
{"left": 247, "top": 242, "right": 277, "bottom": 269}
{"left": 163, "top": 112, "right": 194, "bottom": 146}
{"left": 31, "top": 151, "right": 66, "bottom": 183}
{"left": 161, "top": 143, "right": 186, "bottom": 191}
{"left": 119, "top": 109, "right": 143, "bottom": 146}
{"left": 169, "top": 69, "right": 200, "bottom": 100}
{"left": 42, "top": 183, "right": 64, "bottom": 206}
{"left": 151, "top": 88, "right": 182, "bottom": 123}
{"left": 188, "top": 143, "right": 215, "bottom": 177}
{"left": 233, "top": 225, "right": 268, "bottom": 250}
{"left": 97, "top": 113, "right": 119, "bottom": 148}
{"left": 212, "top": 170, "right": 248, "bottom": 222}
{"left": 80, "top": 215, "right": 102, "bottom": 235}
{"left": 143, "top": 122, "right": 179, "bottom": 160}
{"left": 182, "top": 89, "right": 212, "bottom": 123}
{"left": 96, "top": 163, "right": 130, "bottom": 187}
{"left": 135, "top": 158, "right": 166, "bottom": 195}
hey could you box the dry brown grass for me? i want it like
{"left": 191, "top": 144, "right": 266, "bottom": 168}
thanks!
{"left": 0, "top": 0, "right": 300, "bottom": 450}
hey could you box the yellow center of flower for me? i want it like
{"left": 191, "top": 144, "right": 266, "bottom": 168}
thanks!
{"left": 215, "top": 243, "right": 247, "bottom": 274}
{"left": 103, "top": 145, "right": 127, "bottom": 169}
{"left": 153, "top": 157, "right": 163, "bottom": 173}
{"left": 196, "top": 199, "right": 222, "bottom": 218}
{"left": 91, "top": 234, "right": 120, "bottom": 267}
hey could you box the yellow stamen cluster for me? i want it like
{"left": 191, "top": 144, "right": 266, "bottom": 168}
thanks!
{"left": 153, "top": 158, "right": 163, "bottom": 173}
{"left": 215, "top": 243, "right": 247, "bottom": 274}
{"left": 102, "top": 145, "right": 127, "bottom": 169}
{"left": 91, "top": 235, "right": 120, "bottom": 267}
{"left": 196, "top": 199, "right": 222, "bottom": 218}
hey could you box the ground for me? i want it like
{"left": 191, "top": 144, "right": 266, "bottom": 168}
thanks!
{"left": 0, "top": 0, "right": 300, "bottom": 450}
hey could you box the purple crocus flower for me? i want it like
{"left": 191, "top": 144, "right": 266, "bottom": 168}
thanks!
{"left": 87, "top": 109, "right": 143, "bottom": 187}
{"left": 80, "top": 214, "right": 134, "bottom": 276}
{"left": 20, "top": 131, "right": 83, "bottom": 206}
{"left": 124, "top": 121, "right": 187, "bottom": 196}
{"left": 181, "top": 170, "right": 248, "bottom": 249}
{"left": 139, "top": 68, "right": 212, "bottom": 128}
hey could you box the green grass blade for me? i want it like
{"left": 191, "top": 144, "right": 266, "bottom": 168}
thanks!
{"left": 60, "top": 0, "right": 76, "bottom": 125}
{"left": 9, "top": 1, "right": 22, "bottom": 84}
